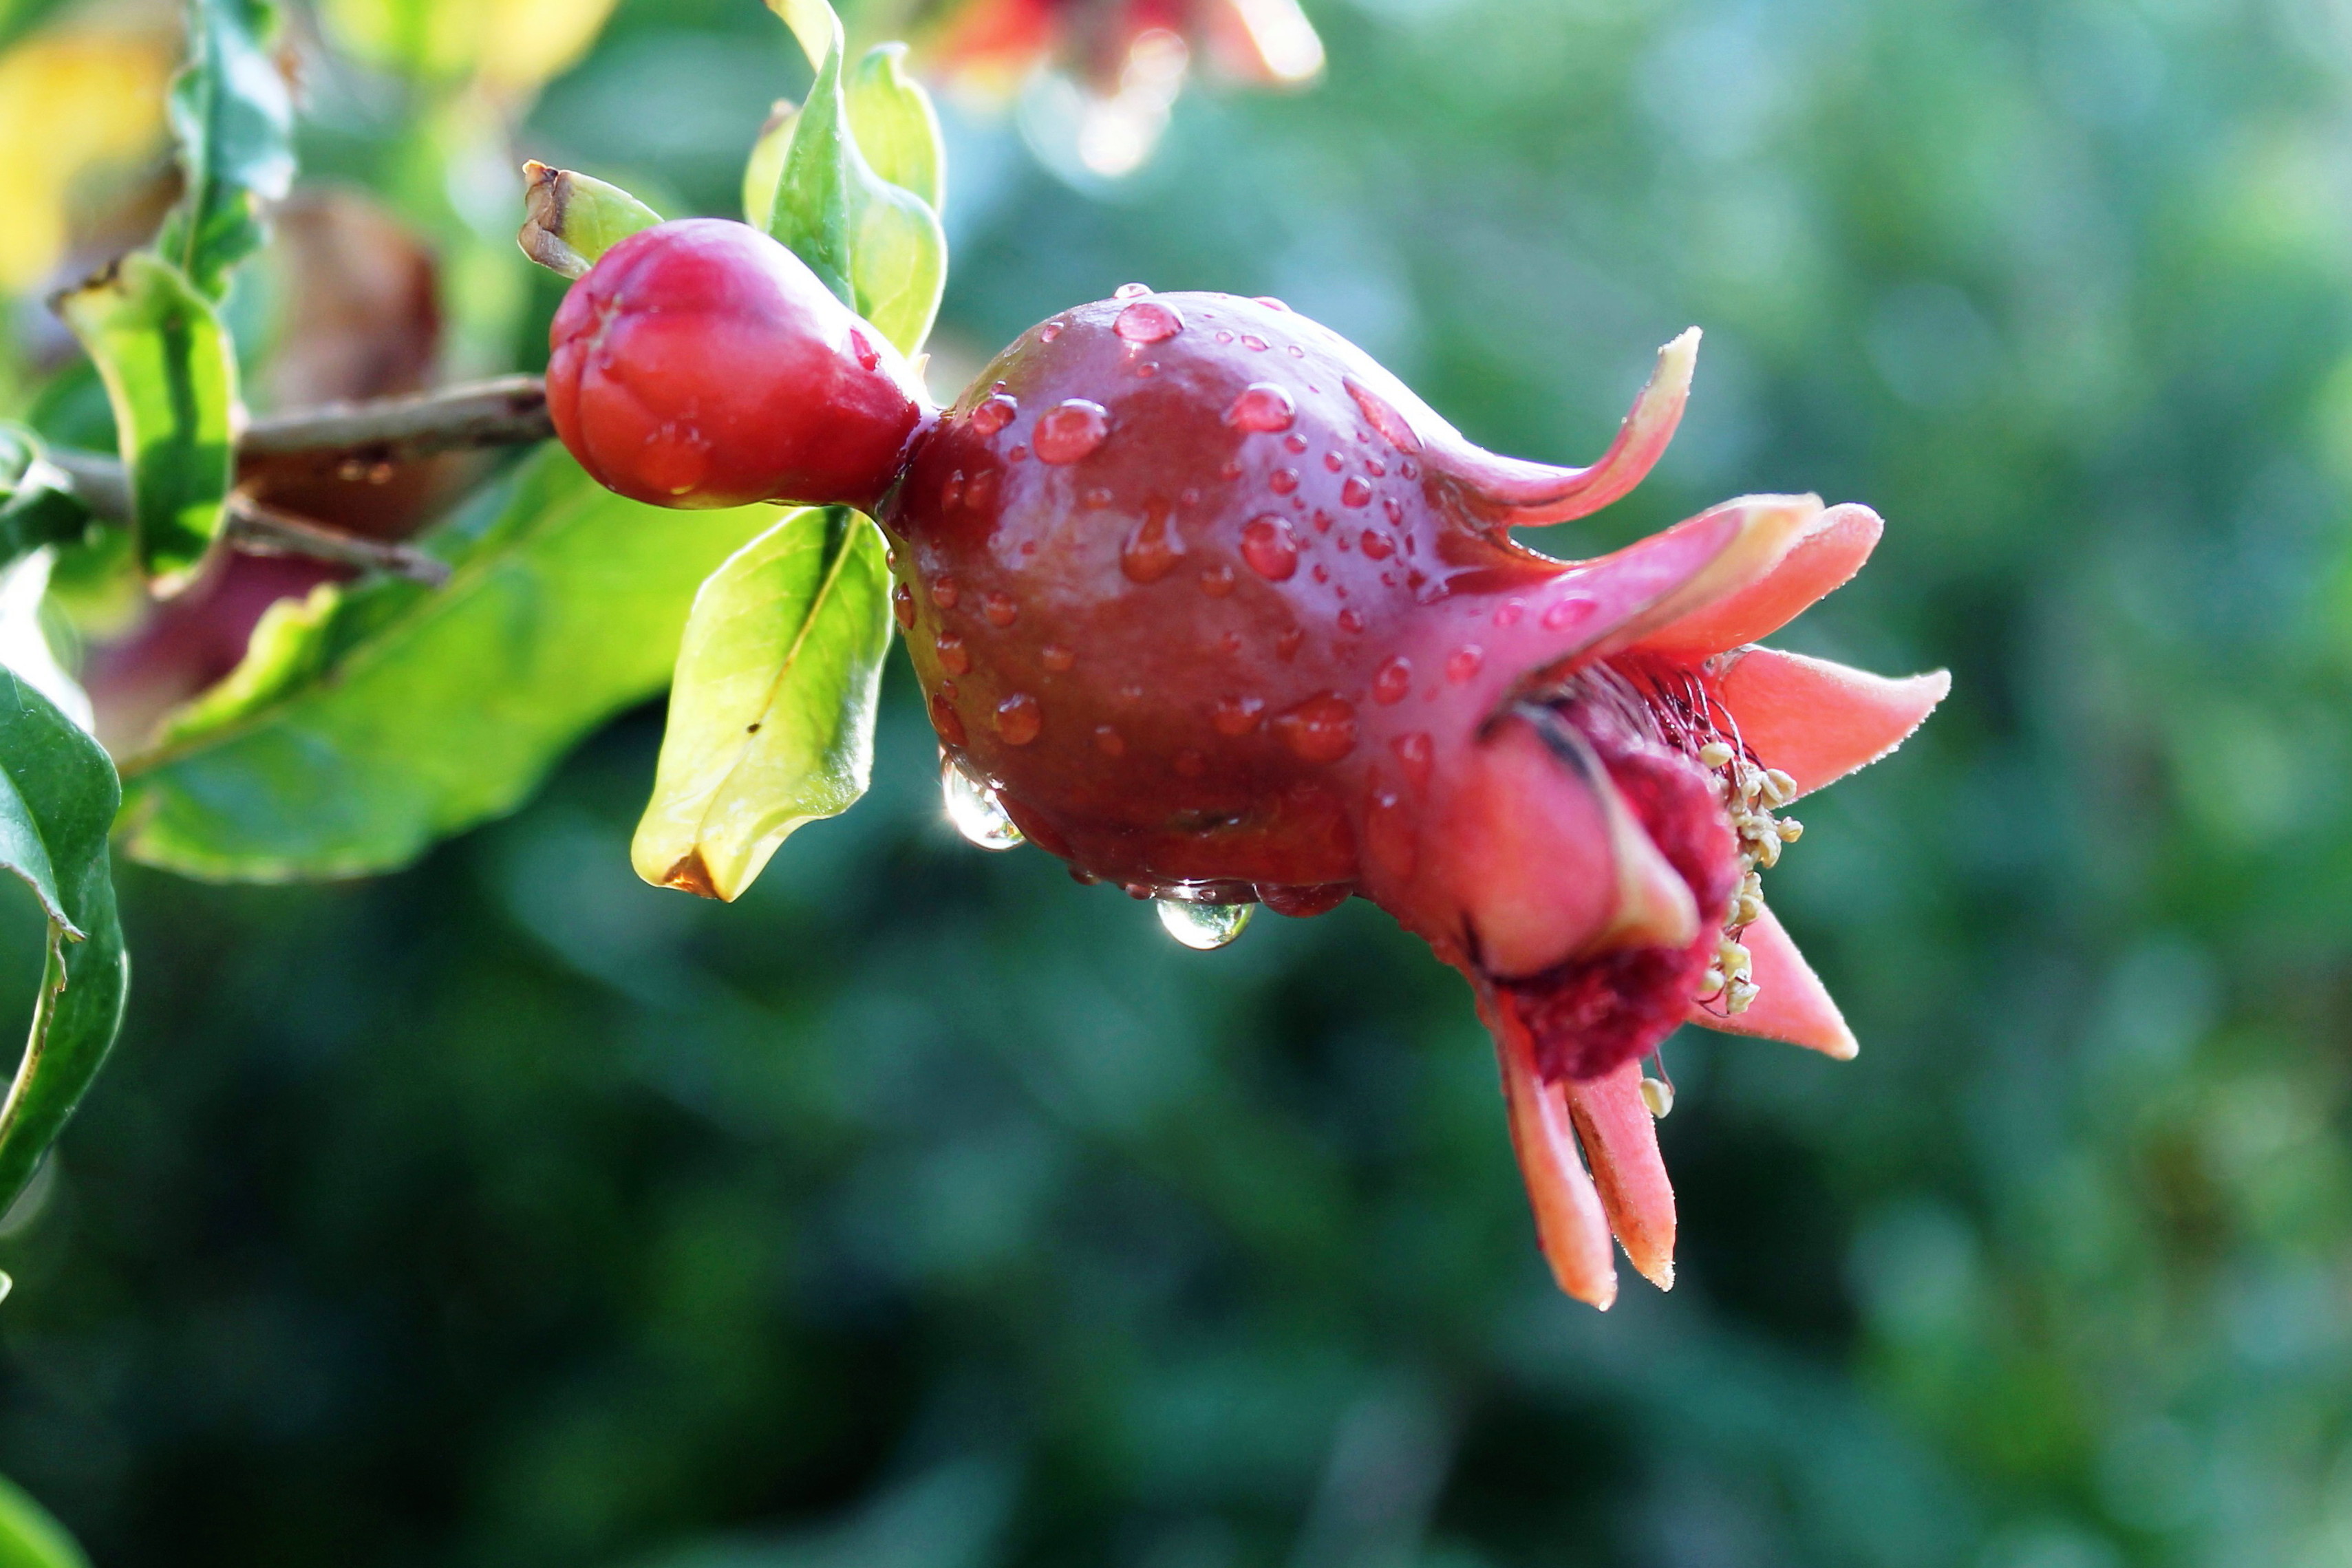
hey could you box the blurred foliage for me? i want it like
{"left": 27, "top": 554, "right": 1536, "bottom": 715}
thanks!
{"left": 3, "top": 0, "right": 2352, "bottom": 1565}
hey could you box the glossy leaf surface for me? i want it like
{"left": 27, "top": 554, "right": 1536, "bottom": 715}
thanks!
{"left": 53, "top": 252, "right": 235, "bottom": 591}
{"left": 153, "top": 0, "right": 295, "bottom": 299}
{"left": 758, "top": 0, "right": 945, "bottom": 355}
{"left": 0, "top": 671, "right": 127, "bottom": 1220}
{"left": 631, "top": 506, "right": 892, "bottom": 901}
{"left": 116, "top": 449, "right": 780, "bottom": 880}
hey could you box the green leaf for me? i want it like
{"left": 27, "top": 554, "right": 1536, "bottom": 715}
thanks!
{"left": 0, "top": 1473, "right": 92, "bottom": 1568}
{"left": 631, "top": 507, "right": 891, "bottom": 901}
{"left": 517, "top": 160, "right": 663, "bottom": 280}
{"left": 758, "top": 0, "right": 946, "bottom": 355}
{"left": 845, "top": 45, "right": 943, "bottom": 211}
{"left": 154, "top": 0, "right": 297, "bottom": 300}
{"left": 53, "top": 253, "right": 237, "bottom": 592}
{"left": 115, "top": 448, "right": 783, "bottom": 881}
{"left": 0, "top": 672, "right": 129, "bottom": 1224}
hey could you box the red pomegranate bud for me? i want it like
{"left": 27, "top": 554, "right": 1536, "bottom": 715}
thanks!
{"left": 879, "top": 288, "right": 1949, "bottom": 1306}
{"left": 545, "top": 218, "right": 929, "bottom": 511}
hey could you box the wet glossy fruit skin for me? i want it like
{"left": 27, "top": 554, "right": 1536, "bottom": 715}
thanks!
{"left": 877, "top": 290, "right": 1568, "bottom": 907}
{"left": 546, "top": 219, "right": 928, "bottom": 512}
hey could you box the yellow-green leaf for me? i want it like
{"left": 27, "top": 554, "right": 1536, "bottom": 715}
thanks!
{"left": 53, "top": 252, "right": 236, "bottom": 592}
{"left": 631, "top": 506, "right": 892, "bottom": 901}
{"left": 757, "top": 0, "right": 945, "bottom": 356}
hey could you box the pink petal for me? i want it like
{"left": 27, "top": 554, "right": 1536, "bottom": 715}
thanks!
{"left": 1490, "top": 1002, "right": 1617, "bottom": 1307}
{"left": 1433, "top": 330, "right": 1699, "bottom": 528}
{"left": 1632, "top": 503, "right": 1882, "bottom": 659}
{"left": 1684, "top": 904, "right": 1857, "bottom": 1059}
{"left": 1433, "top": 717, "right": 1693, "bottom": 980}
{"left": 1563, "top": 1062, "right": 1676, "bottom": 1289}
{"left": 1703, "top": 647, "right": 1950, "bottom": 798}
{"left": 1460, "top": 495, "right": 1821, "bottom": 710}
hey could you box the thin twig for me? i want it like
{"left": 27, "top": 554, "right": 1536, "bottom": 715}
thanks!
{"left": 238, "top": 374, "right": 553, "bottom": 463}
{"left": 223, "top": 495, "right": 450, "bottom": 586}
{"left": 38, "top": 376, "right": 550, "bottom": 581}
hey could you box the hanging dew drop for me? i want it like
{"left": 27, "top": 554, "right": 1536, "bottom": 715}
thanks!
{"left": 941, "top": 755, "right": 1023, "bottom": 850}
{"left": 1155, "top": 895, "right": 1254, "bottom": 950}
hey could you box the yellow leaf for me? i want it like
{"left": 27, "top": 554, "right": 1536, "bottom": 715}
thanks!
{"left": 0, "top": 25, "right": 175, "bottom": 291}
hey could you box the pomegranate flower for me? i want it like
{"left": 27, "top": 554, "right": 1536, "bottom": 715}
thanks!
{"left": 875, "top": 301, "right": 1947, "bottom": 1308}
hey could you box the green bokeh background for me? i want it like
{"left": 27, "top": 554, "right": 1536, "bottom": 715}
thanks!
{"left": 9, "top": 0, "right": 2352, "bottom": 1563}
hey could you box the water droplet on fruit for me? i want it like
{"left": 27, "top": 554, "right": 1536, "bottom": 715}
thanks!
{"left": 1241, "top": 334, "right": 1270, "bottom": 352}
{"left": 1114, "top": 281, "right": 1151, "bottom": 299}
{"left": 1241, "top": 515, "right": 1299, "bottom": 581}
{"left": 1273, "top": 693, "right": 1358, "bottom": 762}
{"left": 1312, "top": 510, "right": 1333, "bottom": 533}
{"left": 1382, "top": 496, "right": 1403, "bottom": 524}
{"left": 1212, "top": 694, "right": 1265, "bottom": 735}
{"left": 1344, "top": 378, "right": 1423, "bottom": 452}
{"left": 1391, "top": 731, "right": 1433, "bottom": 790}
{"left": 1311, "top": 563, "right": 1329, "bottom": 583}
{"left": 1218, "top": 630, "right": 1243, "bottom": 655}
{"left": 1323, "top": 451, "right": 1345, "bottom": 473}
{"left": 941, "top": 754, "right": 1023, "bottom": 849}
{"left": 1254, "top": 296, "right": 1290, "bottom": 311}
{"left": 1541, "top": 595, "right": 1596, "bottom": 631}
{"left": 1093, "top": 724, "right": 1125, "bottom": 757}
{"left": 1276, "top": 627, "right": 1305, "bottom": 660}
{"left": 1341, "top": 477, "right": 1373, "bottom": 508}
{"left": 1365, "top": 788, "right": 1418, "bottom": 879}
{"left": 1373, "top": 656, "right": 1411, "bottom": 703}
{"left": 936, "top": 631, "right": 971, "bottom": 675}
{"left": 1040, "top": 321, "right": 1063, "bottom": 342}
{"left": 1035, "top": 400, "right": 1110, "bottom": 463}
{"left": 1337, "top": 608, "right": 1366, "bottom": 634}
{"left": 892, "top": 583, "right": 916, "bottom": 629}
{"left": 1258, "top": 881, "right": 1349, "bottom": 917}
{"left": 1284, "top": 433, "right": 1308, "bottom": 453}
{"left": 1122, "top": 507, "right": 1185, "bottom": 583}
{"left": 1400, "top": 458, "right": 1419, "bottom": 480}
{"left": 1009, "top": 444, "right": 1029, "bottom": 461}
{"left": 1082, "top": 486, "right": 1113, "bottom": 508}
{"left": 1215, "top": 330, "right": 1234, "bottom": 344}
{"left": 931, "top": 694, "right": 966, "bottom": 746}
{"left": 1446, "top": 645, "right": 1484, "bottom": 683}
{"left": 1494, "top": 599, "right": 1525, "bottom": 627}
{"left": 1115, "top": 299, "right": 1185, "bottom": 343}
{"left": 1365, "top": 457, "right": 1386, "bottom": 478}
{"left": 1157, "top": 894, "right": 1254, "bottom": 950}
{"left": 848, "top": 328, "right": 880, "bottom": 371}
{"left": 971, "top": 394, "right": 1018, "bottom": 435}
{"left": 965, "top": 470, "right": 998, "bottom": 511}
{"left": 1042, "top": 643, "right": 1076, "bottom": 672}
{"left": 1270, "top": 468, "right": 1299, "bottom": 495}
{"left": 1136, "top": 362, "right": 1159, "bottom": 377}
{"left": 1360, "top": 530, "right": 1393, "bottom": 560}
{"left": 995, "top": 691, "right": 1042, "bottom": 744}
{"left": 1226, "top": 383, "right": 1296, "bottom": 432}
{"left": 941, "top": 471, "right": 965, "bottom": 510}
{"left": 930, "top": 576, "right": 959, "bottom": 609}
{"left": 983, "top": 592, "right": 1018, "bottom": 627}
{"left": 1199, "top": 563, "right": 1236, "bottom": 597}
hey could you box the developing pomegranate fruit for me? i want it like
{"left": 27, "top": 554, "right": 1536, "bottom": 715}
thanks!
{"left": 544, "top": 219, "right": 927, "bottom": 511}
{"left": 546, "top": 245, "right": 1947, "bottom": 1307}
{"left": 873, "top": 288, "right": 1946, "bottom": 1304}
